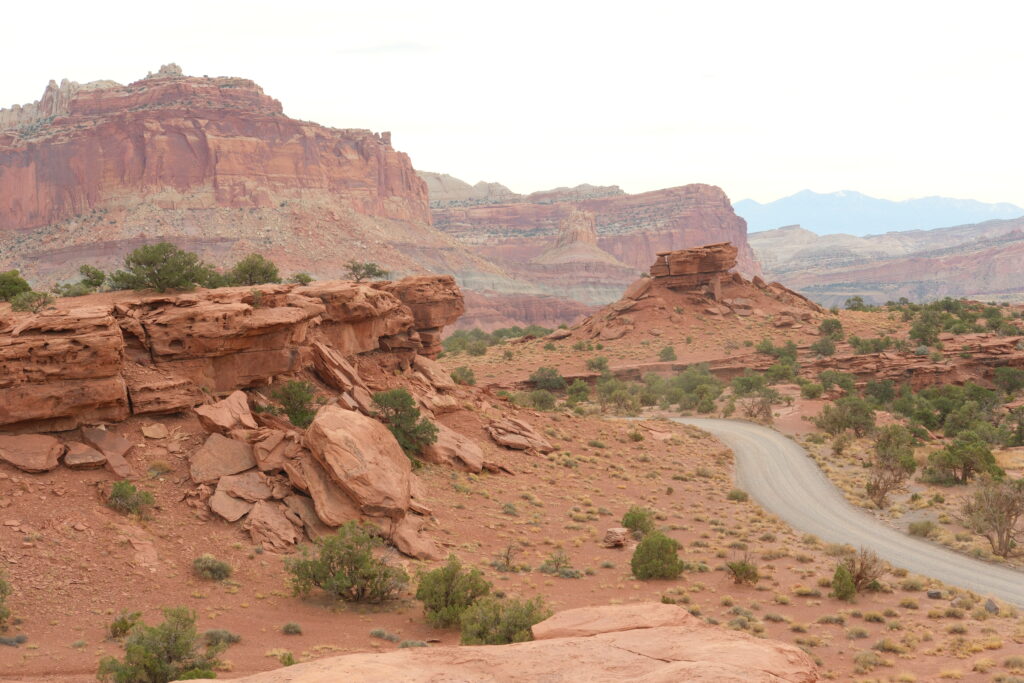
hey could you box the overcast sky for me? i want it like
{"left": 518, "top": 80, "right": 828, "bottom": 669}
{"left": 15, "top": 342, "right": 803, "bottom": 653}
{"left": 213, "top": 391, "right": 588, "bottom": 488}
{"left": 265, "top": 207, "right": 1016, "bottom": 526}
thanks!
{"left": 3, "top": 0, "right": 1021, "bottom": 205}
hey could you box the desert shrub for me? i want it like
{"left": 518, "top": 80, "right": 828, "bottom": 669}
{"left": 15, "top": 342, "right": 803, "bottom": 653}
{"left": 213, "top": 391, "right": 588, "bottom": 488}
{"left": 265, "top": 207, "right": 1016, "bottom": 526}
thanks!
{"left": 459, "top": 597, "right": 551, "bottom": 645}
{"left": 994, "top": 366, "right": 1024, "bottom": 395}
{"left": 288, "top": 272, "right": 313, "bottom": 285}
{"left": 586, "top": 356, "right": 609, "bottom": 373}
{"left": 842, "top": 548, "right": 885, "bottom": 592}
{"left": 192, "top": 554, "right": 232, "bottom": 582}
{"left": 416, "top": 555, "right": 492, "bottom": 628}
{"left": 925, "top": 430, "right": 1000, "bottom": 484}
{"left": 727, "top": 488, "right": 749, "bottom": 502}
{"left": 810, "top": 337, "right": 835, "bottom": 357}
{"left": 832, "top": 563, "right": 857, "bottom": 601}
{"left": 228, "top": 253, "right": 280, "bottom": 286}
{"left": 819, "top": 318, "right": 844, "bottom": 340}
{"left": 566, "top": 379, "right": 590, "bottom": 404}
{"left": 658, "top": 346, "right": 677, "bottom": 361}
{"left": 373, "top": 388, "right": 438, "bottom": 459}
{"left": 961, "top": 476, "right": 1024, "bottom": 557}
{"left": 866, "top": 424, "right": 917, "bottom": 508}
{"left": 272, "top": 380, "right": 318, "bottom": 428}
{"left": 725, "top": 557, "right": 760, "bottom": 585}
{"left": 0, "top": 571, "right": 10, "bottom": 631}
{"left": 107, "top": 611, "right": 142, "bottom": 640}
{"left": 731, "top": 371, "right": 766, "bottom": 396}
{"left": 107, "top": 481, "right": 155, "bottom": 517}
{"left": 96, "top": 607, "right": 226, "bottom": 683}
{"left": 530, "top": 366, "right": 566, "bottom": 391}
{"left": 819, "top": 369, "right": 856, "bottom": 393}
{"left": 622, "top": 505, "right": 656, "bottom": 537}
{"left": 286, "top": 522, "right": 409, "bottom": 603}
{"left": 108, "top": 242, "right": 215, "bottom": 292}
{"left": 53, "top": 264, "right": 107, "bottom": 297}
{"left": 281, "top": 622, "right": 302, "bottom": 635}
{"left": 450, "top": 366, "right": 476, "bottom": 386}
{"left": 631, "top": 531, "right": 684, "bottom": 580}
{"left": 815, "top": 396, "right": 876, "bottom": 436}
{"left": 908, "top": 520, "right": 937, "bottom": 538}
{"left": 10, "top": 290, "right": 53, "bottom": 312}
{"left": 0, "top": 270, "right": 31, "bottom": 301}
{"left": 203, "top": 629, "right": 241, "bottom": 647}
{"left": 344, "top": 260, "right": 388, "bottom": 282}
{"left": 538, "top": 550, "right": 581, "bottom": 579}
{"left": 801, "top": 382, "right": 824, "bottom": 399}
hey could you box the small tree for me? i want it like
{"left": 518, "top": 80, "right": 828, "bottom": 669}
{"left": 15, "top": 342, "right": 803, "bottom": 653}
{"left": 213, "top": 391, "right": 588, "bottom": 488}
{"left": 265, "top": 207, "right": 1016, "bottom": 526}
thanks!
{"left": 450, "top": 366, "right": 476, "bottom": 386}
{"left": 630, "top": 531, "right": 684, "bottom": 580}
{"left": 109, "top": 242, "right": 213, "bottom": 292}
{"left": 79, "top": 264, "right": 107, "bottom": 289}
{"left": 459, "top": 596, "right": 551, "bottom": 645}
{"left": 0, "top": 270, "right": 31, "bottom": 301}
{"left": 621, "top": 505, "right": 656, "bottom": 537}
{"left": 288, "top": 272, "right": 313, "bottom": 285}
{"left": 815, "top": 396, "right": 876, "bottom": 437}
{"left": 994, "top": 367, "right": 1024, "bottom": 396}
{"left": 926, "top": 430, "right": 1000, "bottom": 484}
{"left": 841, "top": 548, "right": 885, "bottom": 592}
{"left": 345, "top": 261, "right": 388, "bottom": 282}
{"left": 831, "top": 563, "right": 857, "bottom": 601}
{"left": 585, "top": 356, "right": 609, "bottom": 373}
{"left": 810, "top": 337, "right": 836, "bottom": 357}
{"left": 819, "top": 318, "right": 844, "bottom": 340}
{"left": 286, "top": 522, "right": 409, "bottom": 603}
{"left": 725, "top": 555, "right": 760, "bottom": 585}
{"left": 866, "top": 425, "right": 917, "bottom": 508}
{"left": 416, "top": 555, "right": 492, "bottom": 628}
{"left": 97, "top": 607, "right": 225, "bottom": 682}
{"left": 10, "top": 290, "right": 53, "bottom": 312}
{"left": 961, "top": 476, "right": 1024, "bottom": 557}
{"left": 566, "top": 379, "right": 590, "bottom": 404}
{"left": 272, "top": 380, "right": 317, "bottom": 428}
{"left": 529, "top": 366, "right": 566, "bottom": 392}
{"left": 229, "top": 253, "right": 281, "bottom": 286}
{"left": 658, "top": 346, "right": 677, "bottom": 362}
{"left": 372, "top": 388, "right": 438, "bottom": 459}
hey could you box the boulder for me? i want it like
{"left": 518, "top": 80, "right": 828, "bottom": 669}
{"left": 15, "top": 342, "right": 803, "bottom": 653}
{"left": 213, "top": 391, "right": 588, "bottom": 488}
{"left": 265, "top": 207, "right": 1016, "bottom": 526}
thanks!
{"left": 63, "top": 442, "right": 107, "bottom": 469}
{"left": 532, "top": 603, "right": 692, "bottom": 640}
{"left": 311, "top": 342, "right": 367, "bottom": 394}
{"left": 304, "top": 406, "right": 411, "bottom": 519}
{"left": 189, "top": 433, "right": 256, "bottom": 484}
{"left": 412, "top": 354, "right": 456, "bottom": 391}
{"left": 421, "top": 423, "right": 484, "bottom": 472}
{"left": 283, "top": 494, "right": 334, "bottom": 540}
{"left": 141, "top": 423, "right": 169, "bottom": 439}
{"left": 209, "top": 488, "right": 254, "bottom": 522}
{"left": 389, "top": 514, "right": 442, "bottom": 560}
{"left": 194, "top": 391, "right": 258, "bottom": 434}
{"left": 0, "top": 434, "right": 65, "bottom": 473}
{"left": 244, "top": 500, "right": 302, "bottom": 551}
{"left": 217, "top": 470, "right": 273, "bottom": 502}
{"left": 232, "top": 602, "right": 818, "bottom": 683}
{"left": 80, "top": 427, "right": 134, "bottom": 477}
{"left": 292, "top": 454, "right": 362, "bottom": 527}
{"left": 602, "top": 527, "right": 631, "bottom": 548}
{"left": 251, "top": 429, "right": 300, "bottom": 472}
{"left": 486, "top": 417, "right": 555, "bottom": 453}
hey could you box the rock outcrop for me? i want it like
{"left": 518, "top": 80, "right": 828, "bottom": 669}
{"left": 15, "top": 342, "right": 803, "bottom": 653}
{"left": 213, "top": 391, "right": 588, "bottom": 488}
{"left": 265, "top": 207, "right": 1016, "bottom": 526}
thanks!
{"left": 234, "top": 603, "right": 818, "bottom": 682}
{"left": 0, "top": 276, "right": 463, "bottom": 432}
{"left": 454, "top": 290, "right": 597, "bottom": 332}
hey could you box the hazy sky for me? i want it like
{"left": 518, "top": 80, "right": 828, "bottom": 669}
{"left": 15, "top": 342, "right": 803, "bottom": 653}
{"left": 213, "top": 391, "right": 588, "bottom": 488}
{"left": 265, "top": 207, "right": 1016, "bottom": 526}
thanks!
{"left": 3, "top": 0, "right": 1022, "bottom": 205}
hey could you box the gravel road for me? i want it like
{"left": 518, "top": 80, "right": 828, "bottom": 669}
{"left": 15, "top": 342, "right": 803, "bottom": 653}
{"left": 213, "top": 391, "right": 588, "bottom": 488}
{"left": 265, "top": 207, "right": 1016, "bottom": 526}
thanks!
{"left": 675, "top": 417, "right": 1024, "bottom": 606}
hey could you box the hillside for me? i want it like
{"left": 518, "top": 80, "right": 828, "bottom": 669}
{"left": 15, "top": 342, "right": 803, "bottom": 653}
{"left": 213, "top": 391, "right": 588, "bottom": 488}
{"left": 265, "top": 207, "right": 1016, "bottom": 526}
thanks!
{"left": 736, "top": 189, "right": 1023, "bottom": 236}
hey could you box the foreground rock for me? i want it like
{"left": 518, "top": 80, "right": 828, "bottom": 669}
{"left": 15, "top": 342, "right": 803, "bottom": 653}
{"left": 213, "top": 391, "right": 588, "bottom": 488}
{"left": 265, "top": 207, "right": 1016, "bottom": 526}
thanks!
{"left": 235, "top": 603, "right": 818, "bottom": 682}
{"left": 0, "top": 434, "right": 64, "bottom": 473}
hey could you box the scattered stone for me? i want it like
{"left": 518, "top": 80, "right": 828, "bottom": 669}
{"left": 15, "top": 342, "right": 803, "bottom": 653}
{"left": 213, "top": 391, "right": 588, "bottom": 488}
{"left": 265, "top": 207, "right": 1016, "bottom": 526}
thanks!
{"left": 244, "top": 500, "right": 301, "bottom": 551}
{"left": 218, "top": 470, "right": 273, "bottom": 502}
{"left": 195, "top": 390, "right": 258, "bottom": 435}
{"left": 0, "top": 434, "right": 65, "bottom": 473}
{"left": 421, "top": 424, "right": 484, "bottom": 473}
{"left": 209, "top": 488, "right": 254, "bottom": 522}
{"left": 141, "top": 423, "right": 169, "bottom": 439}
{"left": 283, "top": 494, "right": 334, "bottom": 541}
{"left": 81, "top": 427, "right": 134, "bottom": 477}
{"left": 602, "top": 527, "right": 630, "bottom": 548}
{"left": 985, "top": 598, "right": 999, "bottom": 614}
{"left": 486, "top": 417, "right": 555, "bottom": 453}
{"left": 927, "top": 590, "right": 943, "bottom": 599}
{"left": 189, "top": 433, "right": 256, "bottom": 484}
{"left": 63, "top": 442, "right": 107, "bottom": 469}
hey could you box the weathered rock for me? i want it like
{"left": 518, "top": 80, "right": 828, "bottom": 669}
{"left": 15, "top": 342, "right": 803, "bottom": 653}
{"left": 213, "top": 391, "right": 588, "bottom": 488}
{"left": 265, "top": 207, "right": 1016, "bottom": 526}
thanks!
{"left": 195, "top": 391, "right": 258, "bottom": 435}
{"left": 390, "top": 513, "right": 442, "bottom": 560}
{"left": 420, "top": 423, "right": 484, "bottom": 472}
{"left": 0, "top": 434, "right": 64, "bottom": 473}
{"left": 283, "top": 494, "right": 334, "bottom": 541}
{"left": 81, "top": 427, "right": 134, "bottom": 477}
{"left": 124, "top": 374, "right": 203, "bottom": 416}
{"left": 411, "top": 354, "right": 456, "bottom": 391}
{"left": 304, "top": 406, "right": 411, "bottom": 519}
{"left": 141, "top": 423, "right": 169, "bottom": 439}
{"left": 217, "top": 470, "right": 273, "bottom": 502}
{"left": 311, "top": 342, "right": 368, "bottom": 394}
{"left": 244, "top": 500, "right": 302, "bottom": 551}
{"left": 291, "top": 454, "right": 362, "bottom": 527}
{"left": 252, "top": 429, "right": 301, "bottom": 472}
{"left": 209, "top": 488, "right": 253, "bottom": 522}
{"left": 486, "top": 417, "right": 555, "bottom": 453}
{"left": 378, "top": 276, "right": 464, "bottom": 357}
{"left": 63, "top": 442, "right": 107, "bottom": 469}
{"left": 233, "top": 603, "right": 817, "bottom": 683}
{"left": 189, "top": 433, "right": 256, "bottom": 484}
{"left": 602, "top": 527, "right": 631, "bottom": 548}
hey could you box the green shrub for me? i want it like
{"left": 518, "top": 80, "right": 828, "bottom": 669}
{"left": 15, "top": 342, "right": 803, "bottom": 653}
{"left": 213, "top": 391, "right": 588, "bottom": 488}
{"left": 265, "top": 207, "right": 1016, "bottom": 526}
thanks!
{"left": 281, "top": 622, "right": 302, "bottom": 635}
{"left": 566, "top": 379, "right": 590, "bottom": 404}
{"left": 97, "top": 607, "right": 226, "bottom": 683}
{"left": 621, "top": 505, "right": 656, "bottom": 537}
{"left": 0, "top": 270, "right": 31, "bottom": 301}
{"left": 272, "top": 380, "right": 318, "bottom": 428}
{"left": 450, "top": 366, "right": 476, "bottom": 386}
{"left": 192, "top": 554, "right": 232, "bottom": 582}
{"left": 526, "top": 389, "right": 556, "bottom": 411}
{"left": 416, "top": 555, "right": 492, "bottom": 628}
{"left": 107, "top": 481, "right": 155, "bottom": 517}
{"left": 586, "top": 356, "right": 609, "bottom": 373}
{"left": 538, "top": 550, "right": 582, "bottom": 578}
{"left": 801, "top": 382, "right": 824, "bottom": 399}
{"left": 228, "top": 253, "right": 280, "bottom": 286}
{"left": 727, "top": 488, "right": 749, "bottom": 502}
{"left": 203, "top": 629, "right": 240, "bottom": 647}
{"left": 372, "top": 388, "right": 438, "bottom": 459}
{"left": 10, "top": 290, "right": 53, "bottom": 312}
{"left": 819, "top": 318, "right": 844, "bottom": 340}
{"left": 107, "top": 611, "right": 142, "bottom": 640}
{"left": 908, "top": 520, "right": 936, "bottom": 538}
{"left": 459, "top": 597, "right": 551, "bottom": 645}
{"left": 658, "top": 346, "right": 677, "bottom": 361}
{"left": 832, "top": 563, "right": 857, "bottom": 601}
{"left": 286, "top": 522, "right": 409, "bottom": 603}
{"left": 810, "top": 337, "right": 835, "bottom": 357}
{"left": 631, "top": 531, "right": 684, "bottom": 580}
{"left": 725, "top": 558, "right": 760, "bottom": 585}
{"left": 344, "top": 261, "right": 389, "bottom": 282}
{"left": 108, "top": 242, "right": 216, "bottom": 292}
{"left": 288, "top": 272, "right": 313, "bottom": 285}
{"left": 530, "top": 366, "right": 566, "bottom": 391}
{"left": 0, "top": 571, "right": 10, "bottom": 631}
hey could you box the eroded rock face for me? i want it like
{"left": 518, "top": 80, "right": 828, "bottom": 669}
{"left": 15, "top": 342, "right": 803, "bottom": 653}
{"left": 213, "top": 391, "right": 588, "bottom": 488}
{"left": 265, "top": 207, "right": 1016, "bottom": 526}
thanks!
{"left": 234, "top": 603, "right": 818, "bottom": 683}
{"left": 421, "top": 423, "right": 484, "bottom": 472}
{"left": 378, "top": 275, "right": 465, "bottom": 358}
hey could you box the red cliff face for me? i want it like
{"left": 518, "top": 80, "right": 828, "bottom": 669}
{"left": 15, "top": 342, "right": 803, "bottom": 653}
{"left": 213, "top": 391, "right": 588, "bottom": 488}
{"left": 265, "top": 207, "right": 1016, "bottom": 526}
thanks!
{"left": 432, "top": 183, "right": 761, "bottom": 278}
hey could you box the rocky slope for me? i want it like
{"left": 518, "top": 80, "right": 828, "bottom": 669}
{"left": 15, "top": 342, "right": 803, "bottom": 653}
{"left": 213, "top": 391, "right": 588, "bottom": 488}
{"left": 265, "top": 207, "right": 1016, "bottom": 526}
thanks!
{"left": 0, "top": 65, "right": 508, "bottom": 290}
{"left": 418, "top": 171, "right": 623, "bottom": 208}
{"left": 751, "top": 218, "right": 1024, "bottom": 305}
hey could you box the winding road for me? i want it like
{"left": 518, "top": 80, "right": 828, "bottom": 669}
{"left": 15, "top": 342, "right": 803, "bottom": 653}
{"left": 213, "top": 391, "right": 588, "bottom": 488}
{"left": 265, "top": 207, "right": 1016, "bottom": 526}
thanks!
{"left": 674, "top": 418, "right": 1024, "bottom": 606}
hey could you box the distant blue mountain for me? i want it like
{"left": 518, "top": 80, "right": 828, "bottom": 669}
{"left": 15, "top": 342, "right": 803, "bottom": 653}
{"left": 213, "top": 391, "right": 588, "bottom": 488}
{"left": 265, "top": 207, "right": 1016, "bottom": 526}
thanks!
{"left": 735, "top": 190, "right": 1024, "bottom": 236}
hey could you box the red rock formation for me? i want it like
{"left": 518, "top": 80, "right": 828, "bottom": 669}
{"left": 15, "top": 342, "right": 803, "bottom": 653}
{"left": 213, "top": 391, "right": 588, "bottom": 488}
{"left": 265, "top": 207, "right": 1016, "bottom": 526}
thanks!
{"left": 649, "top": 241, "right": 738, "bottom": 289}
{"left": 454, "top": 290, "right": 597, "bottom": 332}
{"left": 0, "top": 275, "right": 464, "bottom": 432}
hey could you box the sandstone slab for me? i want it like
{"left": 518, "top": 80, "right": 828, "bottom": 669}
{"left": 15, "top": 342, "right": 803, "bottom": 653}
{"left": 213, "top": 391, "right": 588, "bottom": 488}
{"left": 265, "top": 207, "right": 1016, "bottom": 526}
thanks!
{"left": 421, "top": 423, "right": 484, "bottom": 472}
{"left": 81, "top": 427, "right": 134, "bottom": 477}
{"left": 209, "top": 488, "right": 254, "bottom": 522}
{"left": 195, "top": 391, "right": 258, "bottom": 435}
{"left": 218, "top": 470, "right": 273, "bottom": 502}
{"left": 244, "top": 500, "right": 301, "bottom": 551}
{"left": 63, "top": 442, "right": 107, "bottom": 469}
{"left": 283, "top": 494, "right": 334, "bottom": 541}
{"left": 0, "top": 434, "right": 64, "bottom": 473}
{"left": 486, "top": 417, "right": 555, "bottom": 453}
{"left": 189, "top": 433, "right": 256, "bottom": 484}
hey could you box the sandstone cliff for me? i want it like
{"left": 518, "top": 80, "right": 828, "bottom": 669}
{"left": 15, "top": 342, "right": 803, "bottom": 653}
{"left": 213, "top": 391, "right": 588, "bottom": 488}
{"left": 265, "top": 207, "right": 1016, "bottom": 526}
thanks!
{"left": 0, "top": 66, "right": 507, "bottom": 290}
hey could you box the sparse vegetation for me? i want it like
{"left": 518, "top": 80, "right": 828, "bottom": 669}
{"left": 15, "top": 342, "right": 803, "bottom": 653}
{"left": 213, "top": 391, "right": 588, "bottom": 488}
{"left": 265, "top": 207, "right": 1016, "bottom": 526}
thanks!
{"left": 450, "top": 366, "right": 476, "bottom": 386}
{"left": 9, "top": 290, "right": 53, "bottom": 312}
{"left": 529, "top": 366, "right": 566, "bottom": 391}
{"left": 106, "top": 481, "right": 155, "bottom": 517}
{"left": 109, "top": 242, "right": 217, "bottom": 292}
{"left": 622, "top": 505, "right": 656, "bottom": 537}
{"left": 416, "top": 555, "right": 492, "bottom": 628}
{"left": 459, "top": 597, "right": 551, "bottom": 645}
{"left": 192, "top": 554, "right": 232, "bottom": 582}
{"left": 373, "top": 388, "right": 438, "bottom": 460}
{"left": 272, "top": 380, "right": 318, "bottom": 428}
